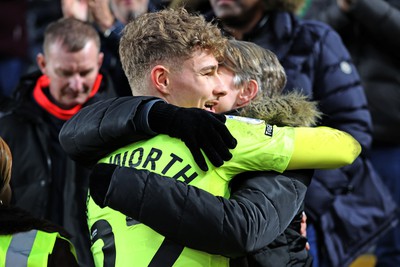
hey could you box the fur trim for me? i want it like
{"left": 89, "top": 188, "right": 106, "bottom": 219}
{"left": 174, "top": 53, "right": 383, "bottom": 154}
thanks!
{"left": 240, "top": 91, "right": 322, "bottom": 127}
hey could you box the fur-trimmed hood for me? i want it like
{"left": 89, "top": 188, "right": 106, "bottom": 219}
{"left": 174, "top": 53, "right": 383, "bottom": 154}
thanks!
{"left": 240, "top": 91, "right": 322, "bottom": 127}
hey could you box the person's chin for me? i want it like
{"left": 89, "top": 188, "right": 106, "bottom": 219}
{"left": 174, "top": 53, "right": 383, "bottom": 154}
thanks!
{"left": 215, "top": 8, "right": 234, "bottom": 17}
{"left": 61, "top": 100, "right": 81, "bottom": 109}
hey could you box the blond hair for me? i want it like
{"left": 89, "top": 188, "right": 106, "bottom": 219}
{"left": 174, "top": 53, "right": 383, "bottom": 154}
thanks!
{"left": 222, "top": 39, "right": 287, "bottom": 98}
{"left": 119, "top": 8, "right": 227, "bottom": 95}
{"left": 222, "top": 39, "right": 321, "bottom": 126}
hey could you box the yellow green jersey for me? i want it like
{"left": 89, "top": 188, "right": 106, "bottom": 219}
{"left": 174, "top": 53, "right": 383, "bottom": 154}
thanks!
{"left": 88, "top": 115, "right": 361, "bottom": 267}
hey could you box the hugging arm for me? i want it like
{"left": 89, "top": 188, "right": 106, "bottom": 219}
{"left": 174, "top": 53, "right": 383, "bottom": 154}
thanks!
{"left": 286, "top": 126, "right": 362, "bottom": 170}
{"left": 59, "top": 97, "right": 157, "bottom": 167}
{"left": 90, "top": 164, "right": 310, "bottom": 258}
{"left": 59, "top": 97, "right": 236, "bottom": 170}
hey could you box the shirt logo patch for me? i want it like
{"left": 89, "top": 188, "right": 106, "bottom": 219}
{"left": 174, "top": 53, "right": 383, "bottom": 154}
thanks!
{"left": 340, "top": 61, "right": 352, "bottom": 74}
{"left": 265, "top": 124, "right": 273, "bottom": 137}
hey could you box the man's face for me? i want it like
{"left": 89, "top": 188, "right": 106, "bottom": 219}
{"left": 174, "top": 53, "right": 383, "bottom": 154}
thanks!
{"left": 214, "top": 65, "right": 242, "bottom": 113}
{"left": 112, "top": 0, "right": 149, "bottom": 21}
{"left": 38, "top": 40, "right": 103, "bottom": 109}
{"left": 209, "top": 0, "right": 261, "bottom": 22}
{"left": 166, "top": 50, "right": 228, "bottom": 113}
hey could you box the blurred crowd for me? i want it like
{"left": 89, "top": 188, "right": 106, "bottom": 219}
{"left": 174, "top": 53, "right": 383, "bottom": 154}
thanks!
{"left": 0, "top": 0, "right": 399, "bottom": 266}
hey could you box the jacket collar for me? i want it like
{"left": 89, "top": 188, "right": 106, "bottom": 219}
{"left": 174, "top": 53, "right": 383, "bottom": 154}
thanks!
{"left": 243, "top": 11, "right": 296, "bottom": 41}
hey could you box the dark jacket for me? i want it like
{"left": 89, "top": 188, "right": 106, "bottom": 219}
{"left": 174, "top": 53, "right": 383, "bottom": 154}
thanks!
{"left": 304, "top": 0, "right": 400, "bottom": 145}
{"left": 206, "top": 10, "right": 398, "bottom": 266}
{"left": 0, "top": 70, "right": 115, "bottom": 267}
{"left": 60, "top": 96, "right": 312, "bottom": 266}
{"left": 94, "top": 166, "right": 312, "bottom": 266}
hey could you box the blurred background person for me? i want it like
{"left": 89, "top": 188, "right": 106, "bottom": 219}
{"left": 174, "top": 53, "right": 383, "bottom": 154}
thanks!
{"left": 301, "top": 1, "right": 400, "bottom": 266}
{"left": 0, "top": 17, "right": 115, "bottom": 267}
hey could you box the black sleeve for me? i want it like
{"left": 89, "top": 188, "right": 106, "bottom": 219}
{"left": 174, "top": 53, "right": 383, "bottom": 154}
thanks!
{"left": 103, "top": 167, "right": 311, "bottom": 258}
{"left": 59, "top": 96, "right": 162, "bottom": 167}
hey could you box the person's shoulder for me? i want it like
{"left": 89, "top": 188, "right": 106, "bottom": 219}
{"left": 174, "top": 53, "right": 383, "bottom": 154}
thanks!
{"left": 296, "top": 18, "right": 343, "bottom": 47}
{"left": 299, "top": 19, "right": 337, "bottom": 36}
{"left": 299, "top": 18, "right": 334, "bottom": 32}
{"left": 0, "top": 105, "right": 27, "bottom": 123}
{"left": 296, "top": 17, "right": 337, "bottom": 37}
{"left": 0, "top": 100, "right": 45, "bottom": 136}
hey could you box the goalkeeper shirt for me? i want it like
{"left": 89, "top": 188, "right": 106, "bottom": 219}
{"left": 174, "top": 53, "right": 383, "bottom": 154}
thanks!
{"left": 88, "top": 115, "right": 360, "bottom": 267}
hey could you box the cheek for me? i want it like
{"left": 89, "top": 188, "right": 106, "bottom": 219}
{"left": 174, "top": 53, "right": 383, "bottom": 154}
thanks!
{"left": 48, "top": 84, "right": 64, "bottom": 100}
{"left": 219, "top": 72, "right": 235, "bottom": 89}
{"left": 178, "top": 91, "right": 199, "bottom": 106}
{"left": 177, "top": 84, "right": 202, "bottom": 98}
{"left": 51, "top": 76, "right": 69, "bottom": 89}
{"left": 85, "top": 74, "right": 99, "bottom": 87}
{"left": 217, "top": 91, "right": 239, "bottom": 113}
{"left": 215, "top": 97, "right": 232, "bottom": 113}
{"left": 138, "top": 0, "right": 147, "bottom": 7}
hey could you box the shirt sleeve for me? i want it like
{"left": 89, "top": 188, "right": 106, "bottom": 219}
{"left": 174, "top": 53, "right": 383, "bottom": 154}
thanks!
{"left": 287, "top": 126, "right": 361, "bottom": 170}
{"left": 220, "top": 116, "right": 361, "bottom": 180}
{"left": 220, "top": 116, "right": 295, "bottom": 179}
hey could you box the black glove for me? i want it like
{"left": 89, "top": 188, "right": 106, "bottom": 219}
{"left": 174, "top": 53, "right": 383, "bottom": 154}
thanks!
{"left": 148, "top": 102, "right": 237, "bottom": 171}
{"left": 89, "top": 163, "right": 118, "bottom": 208}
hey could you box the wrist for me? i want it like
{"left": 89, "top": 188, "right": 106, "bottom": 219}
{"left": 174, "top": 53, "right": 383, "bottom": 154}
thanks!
{"left": 135, "top": 99, "right": 165, "bottom": 135}
{"left": 131, "top": 99, "right": 166, "bottom": 135}
{"left": 148, "top": 102, "right": 180, "bottom": 134}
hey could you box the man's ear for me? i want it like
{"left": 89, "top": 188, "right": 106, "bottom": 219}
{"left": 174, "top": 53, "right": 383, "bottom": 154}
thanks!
{"left": 36, "top": 53, "right": 47, "bottom": 74}
{"left": 150, "top": 65, "right": 170, "bottom": 95}
{"left": 236, "top": 80, "right": 259, "bottom": 108}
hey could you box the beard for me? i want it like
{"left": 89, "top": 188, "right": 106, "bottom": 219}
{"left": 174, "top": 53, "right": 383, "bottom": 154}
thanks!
{"left": 218, "top": 2, "right": 263, "bottom": 29}
{"left": 127, "top": 11, "right": 139, "bottom": 21}
{"left": 126, "top": 8, "right": 147, "bottom": 22}
{"left": 223, "top": 14, "right": 253, "bottom": 28}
